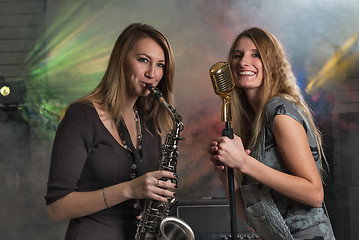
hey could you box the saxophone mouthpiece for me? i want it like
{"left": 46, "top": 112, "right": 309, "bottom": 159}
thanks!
{"left": 149, "top": 86, "right": 164, "bottom": 101}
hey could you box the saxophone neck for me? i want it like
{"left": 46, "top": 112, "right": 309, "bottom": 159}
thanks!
{"left": 149, "top": 86, "right": 169, "bottom": 108}
{"left": 149, "top": 86, "right": 181, "bottom": 126}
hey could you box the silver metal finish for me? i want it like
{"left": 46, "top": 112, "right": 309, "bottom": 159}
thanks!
{"left": 135, "top": 87, "right": 195, "bottom": 240}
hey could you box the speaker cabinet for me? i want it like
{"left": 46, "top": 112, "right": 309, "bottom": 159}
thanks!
{"left": 176, "top": 200, "right": 258, "bottom": 239}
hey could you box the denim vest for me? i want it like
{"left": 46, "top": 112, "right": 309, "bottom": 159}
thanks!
{"left": 238, "top": 97, "right": 335, "bottom": 240}
{"left": 240, "top": 181, "right": 294, "bottom": 240}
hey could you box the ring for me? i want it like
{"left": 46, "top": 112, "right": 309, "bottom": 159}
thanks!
{"left": 156, "top": 179, "right": 160, "bottom": 187}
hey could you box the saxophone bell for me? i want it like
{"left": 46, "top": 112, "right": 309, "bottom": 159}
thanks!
{"left": 159, "top": 217, "right": 195, "bottom": 240}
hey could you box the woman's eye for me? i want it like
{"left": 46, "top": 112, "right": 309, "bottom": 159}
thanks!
{"left": 157, "top": 63, "right": 165, "bottom": 68}
{"left": 253, "top": 53, "right": 261, "bottom": 58}
{"left": 138, "top": 58, "right": 148, "bottom": 63}
{"left": 233, "top": 54, "right": 242, "bottom": 59}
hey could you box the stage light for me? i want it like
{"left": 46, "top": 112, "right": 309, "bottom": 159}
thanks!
{"left": 0, "top": 76, "right": 26, "bottom": 108}
{"left": 0, "top": 85, "right": 10, "bottom": 96}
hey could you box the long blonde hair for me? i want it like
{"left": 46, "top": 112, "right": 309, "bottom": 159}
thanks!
{"left": 228, "top": 27, "right": 327, "bottom": 176}
{"left": 70, "top": 23, "right": 176, "bottom": 134}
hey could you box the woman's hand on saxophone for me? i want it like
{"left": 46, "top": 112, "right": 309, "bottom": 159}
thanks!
{"left": 128, "top": 170, "right": 178, "bottom": 202}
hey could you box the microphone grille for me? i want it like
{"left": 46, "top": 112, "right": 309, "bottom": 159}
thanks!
{"left": 209, "top": 61, "right": 235, "bottom": 96}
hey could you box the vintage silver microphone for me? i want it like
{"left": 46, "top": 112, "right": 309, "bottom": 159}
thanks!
{"left": 209, "top": 61, "right": 238, "bottom": 240}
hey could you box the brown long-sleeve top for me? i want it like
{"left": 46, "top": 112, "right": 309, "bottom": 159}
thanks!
{"left": 45, "top": 102, "right": 161, "bottom": 240}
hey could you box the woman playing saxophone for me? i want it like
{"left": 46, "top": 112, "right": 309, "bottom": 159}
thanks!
{"left": 45, "top": 23, "right": 178, "bottom": 240}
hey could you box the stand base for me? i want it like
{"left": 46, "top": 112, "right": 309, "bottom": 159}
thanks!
{"left": 195, "top": 232, "right": 259, "bottom": 240}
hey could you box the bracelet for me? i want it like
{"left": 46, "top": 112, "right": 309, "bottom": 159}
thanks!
{"left": 102, "top": 188, "right": 111, "bottom": 208}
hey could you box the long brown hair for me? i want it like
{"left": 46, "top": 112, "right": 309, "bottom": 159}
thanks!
{"left": 228, "top": 27, "right": 327, "bottom": 177}
{"left": 74, "top": 23, "right": 175, "bottom": 134}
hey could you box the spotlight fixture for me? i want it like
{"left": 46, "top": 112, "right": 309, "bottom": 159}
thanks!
{"left": 0, "top": 76, "right": 26, "bottom": 108}
{"left": 0, "top": 85, "right": 10, "bottom": 96}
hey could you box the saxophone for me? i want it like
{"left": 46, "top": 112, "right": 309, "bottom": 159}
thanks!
{"left": 135, "top": 86, "right": 195, "bottom": 240}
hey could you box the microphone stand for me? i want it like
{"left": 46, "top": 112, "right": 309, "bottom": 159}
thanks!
{"left": 221, "top": 97, "right": 237, "bottom": 240}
